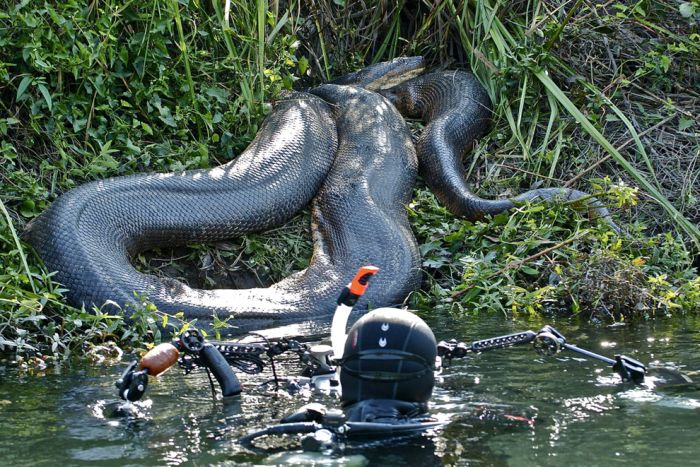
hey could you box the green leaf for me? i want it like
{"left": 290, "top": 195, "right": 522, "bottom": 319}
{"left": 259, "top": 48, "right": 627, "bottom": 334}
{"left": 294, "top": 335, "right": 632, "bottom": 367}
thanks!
{"left": 298, "top": 56, "right": 309, "bottom": 75}
{"left": 679, "top": 2, "right": 696, "bottom": 18}
{"left": 133, "top": 56, "right": 145, "bottom": 78}
{"left": 141, "top": 121, "right": 154, "bottom": 135}
{"left": 679, "top": 117, "right": 694, "bottom": 131}
{"left": 159, "top": 113, "right": 177, "bottom": 127}
{"left": 16, "top": 76, "right": 32, "bottom": 101}
{"left": 459, "top": 287, "right": 480, "bottom": 302}
{"left": 125, "top": 138, "right": 141, "bottom": 154}
{"left": 19, "top": 199, "right": 35, "bottom": 217}
{"left": 204, "top": 86, "right": 230, "bottom": 104}
{"left": 37, "top": 83, "right": 52, "bottom": 111}
{"left": 423, "top": 258, "right": 447, "bottom": 268}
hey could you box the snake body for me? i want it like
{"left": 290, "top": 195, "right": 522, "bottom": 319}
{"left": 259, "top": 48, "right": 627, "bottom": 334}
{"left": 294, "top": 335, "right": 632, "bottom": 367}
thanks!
{"left": 382, "top": 70, "right": 615, "bottom": 223}
{"left": 25, "top": 59, "right": 614, "bottom": 330}
{"left": 25, "top": 93, "right": 338, "bottom": 328}
{"left": 25, "top": 83, "right": 419, "bottom": 330}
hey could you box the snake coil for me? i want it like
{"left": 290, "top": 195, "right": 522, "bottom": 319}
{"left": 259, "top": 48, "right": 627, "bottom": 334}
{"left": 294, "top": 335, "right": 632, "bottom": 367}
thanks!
{"left": 25, "top": 59, "right": 618, "bottom": 331}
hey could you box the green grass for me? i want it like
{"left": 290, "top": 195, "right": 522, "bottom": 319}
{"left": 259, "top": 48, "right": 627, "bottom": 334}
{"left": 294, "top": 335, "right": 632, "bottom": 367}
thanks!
{"left": 1, "top": 0, "right": 698, "bottom": 362}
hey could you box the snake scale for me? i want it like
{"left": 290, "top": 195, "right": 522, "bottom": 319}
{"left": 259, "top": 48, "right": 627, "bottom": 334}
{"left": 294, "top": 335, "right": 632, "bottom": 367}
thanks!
{"left": 24, "top": 58, "right": 614, "bottom": 331}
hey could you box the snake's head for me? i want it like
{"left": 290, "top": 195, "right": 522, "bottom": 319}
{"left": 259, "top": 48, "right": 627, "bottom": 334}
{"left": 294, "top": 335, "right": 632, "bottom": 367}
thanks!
{"left": 330, "top": 56, "right": 426, "bottom": 91}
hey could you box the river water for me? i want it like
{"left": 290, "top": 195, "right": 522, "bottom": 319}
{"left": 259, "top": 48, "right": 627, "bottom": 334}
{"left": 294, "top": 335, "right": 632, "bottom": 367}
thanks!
{"left": 1, "top": 314, "right": 698, "bottom": 466}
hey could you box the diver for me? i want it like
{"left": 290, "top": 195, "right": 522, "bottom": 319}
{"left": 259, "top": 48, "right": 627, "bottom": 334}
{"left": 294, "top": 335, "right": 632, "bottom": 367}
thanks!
{"left": 275, "top": 306, "right": 441, "bottom": 447}
{"left": 238, "top": 266, "right": 446, "bottom": 449}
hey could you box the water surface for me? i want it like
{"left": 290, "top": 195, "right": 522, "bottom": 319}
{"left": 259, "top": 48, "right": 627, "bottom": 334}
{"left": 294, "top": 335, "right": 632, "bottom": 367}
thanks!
{"left": 1, "top": 314, "right": 698, "bottom": 466}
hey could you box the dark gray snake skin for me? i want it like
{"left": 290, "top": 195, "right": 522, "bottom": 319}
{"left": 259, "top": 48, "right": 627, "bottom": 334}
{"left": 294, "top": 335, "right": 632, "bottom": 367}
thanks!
{"left": 381, "top": 70, "right": 616, "bottom": 224}
{"left": 25, "top": 59, "right": 615, "bottom": 331}
{"left": 24, "top": 93, "right": 340, "bottom": 329}
{"left": 25, "top": 81, "right": 419, "bottom": 330}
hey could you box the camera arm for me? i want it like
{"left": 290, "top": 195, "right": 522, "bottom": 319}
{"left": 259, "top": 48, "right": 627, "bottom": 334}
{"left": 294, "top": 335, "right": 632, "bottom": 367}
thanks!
{"left": 437, "top": 325, "right": 647, "bottom": 384}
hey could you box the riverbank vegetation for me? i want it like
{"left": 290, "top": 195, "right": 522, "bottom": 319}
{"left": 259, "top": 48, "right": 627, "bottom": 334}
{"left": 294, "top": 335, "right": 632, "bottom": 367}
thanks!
{"left": 1, "top": 0, "right": 698, "bottom": 362}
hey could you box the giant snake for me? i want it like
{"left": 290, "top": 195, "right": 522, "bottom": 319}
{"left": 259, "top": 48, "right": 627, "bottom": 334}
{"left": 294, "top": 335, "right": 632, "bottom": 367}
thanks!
{"left": 24, "top": 58, "right": 615, "bottom": 331}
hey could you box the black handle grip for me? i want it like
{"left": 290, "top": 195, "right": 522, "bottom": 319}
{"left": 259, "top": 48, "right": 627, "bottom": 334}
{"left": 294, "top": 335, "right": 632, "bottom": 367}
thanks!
{"left": 115, "top": 360, "right": 149, "bottom": 401}
{"left": 200, "top": 343, "right": 242, "bottom": 397}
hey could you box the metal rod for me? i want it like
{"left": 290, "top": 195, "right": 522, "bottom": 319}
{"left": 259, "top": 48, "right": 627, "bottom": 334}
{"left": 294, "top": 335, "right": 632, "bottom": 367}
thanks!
{"left": 561, "top": 343, "right": 616, "bottom": 365}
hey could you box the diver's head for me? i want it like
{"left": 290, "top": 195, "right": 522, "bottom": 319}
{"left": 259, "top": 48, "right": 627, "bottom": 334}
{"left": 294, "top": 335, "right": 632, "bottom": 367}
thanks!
{"left": 340, "top": 308, "right": 437, "bottom": 405}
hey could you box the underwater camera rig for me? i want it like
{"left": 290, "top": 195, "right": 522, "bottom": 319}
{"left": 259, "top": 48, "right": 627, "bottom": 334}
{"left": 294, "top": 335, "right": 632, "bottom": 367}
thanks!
{"left": 116, "top": 266, "right": 382, "bottom": 402}
{"left": 116, "top": 265, "right": 673, "bottom": 402}
{"left": 116, "top": 265, "right": 656, "bottom": 403}
{"left": 114, "top": 265, "right": 691, "bottom": 451}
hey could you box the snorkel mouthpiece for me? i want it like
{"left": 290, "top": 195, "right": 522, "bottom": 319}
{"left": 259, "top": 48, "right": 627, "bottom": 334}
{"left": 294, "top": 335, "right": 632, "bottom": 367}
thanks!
{"left": 332, "top": 266, "right": 380, "bottom": 359}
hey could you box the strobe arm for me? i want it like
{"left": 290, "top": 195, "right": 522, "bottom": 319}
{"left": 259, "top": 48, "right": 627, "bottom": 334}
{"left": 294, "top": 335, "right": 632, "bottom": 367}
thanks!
{"left": 437, "top": 330, "right": 538, "bottom": 359}
{"left": 437, "top": 325, "right": 647, "bottom": 384}
{"left": 535, "top": 325, "right": 646, "bottom": 384}
{"left": 117, "top": 329, "right": 242, "bottom": 402}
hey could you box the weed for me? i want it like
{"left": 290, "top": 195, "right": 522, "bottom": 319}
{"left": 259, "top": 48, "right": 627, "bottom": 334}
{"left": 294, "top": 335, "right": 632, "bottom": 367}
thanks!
{"left": 0, "top": 1, "right": 698, "bottom": 362}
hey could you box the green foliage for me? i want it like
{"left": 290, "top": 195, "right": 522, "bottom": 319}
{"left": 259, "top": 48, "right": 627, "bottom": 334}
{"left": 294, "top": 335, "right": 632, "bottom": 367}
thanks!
{"left": 679, "top": 0, "right": 700, "bottom": 23}
{"left": 1, "top": 0, "right": 304, "bottom": 185}
{"left": 0, "top": 0, "right": 698, "bottom": 364}
{"left": 408, "top": 187, "right": 699, "bottom": 320}
{"left": 0, "top": 0, "right": 304, "bottom": 360}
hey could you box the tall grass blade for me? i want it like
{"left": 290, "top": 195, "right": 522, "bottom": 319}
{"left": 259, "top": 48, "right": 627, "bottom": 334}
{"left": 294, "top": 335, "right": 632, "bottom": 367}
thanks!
{"left": 536, "top": 70, "right": 700, "bottom": 247}
{"left": 170, "top": 0, "right": 196, "bottom": 107}
{"left": 554, "top": 59, "right": 661, "bottom": 190}
{"left": 314, "top": 16, "right": 331, "bottom": 80}
{"left": 0, "top": 198, "right": 37, "bottom": 294}
{"left": 266, "top": 10, "right": 289, "bottom": 44}
{"left": 257, "top": 0, "right": 266, "bottom": 101}
{"left": 212, "top": 0, "right": 237, "bottom": 59}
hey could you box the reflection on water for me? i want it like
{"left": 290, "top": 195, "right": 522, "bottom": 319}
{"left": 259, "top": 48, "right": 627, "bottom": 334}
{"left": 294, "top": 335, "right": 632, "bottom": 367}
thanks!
{"left": 0, "top": 314, "right": 698, "bottom": 465}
